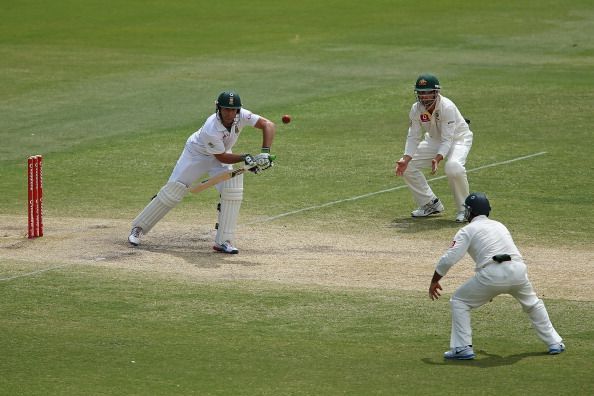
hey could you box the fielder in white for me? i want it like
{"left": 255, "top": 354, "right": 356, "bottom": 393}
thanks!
{"left": 128, "top": 91, "right": 276, "bottom": 254}
{"left": 395, "top": 74, "right": 473, "bottom": 222}
{"left": 429, "top": 192, "right": 564, "bottom": 360}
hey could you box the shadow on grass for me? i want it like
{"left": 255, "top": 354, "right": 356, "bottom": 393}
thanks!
{"left": 128, "top": 241, "right": 260, "bottom": 269}
{"left": 421, "top": 350, "right": 551, "bottom": 368}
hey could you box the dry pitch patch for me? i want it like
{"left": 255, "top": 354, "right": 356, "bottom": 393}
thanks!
{"left": 1, "top": 215, "right": 592, "bottom": 301}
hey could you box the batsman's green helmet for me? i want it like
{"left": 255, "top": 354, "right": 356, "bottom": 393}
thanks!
{"left": 415, "top": 74, "right": 441, "bottom": 91}
{"left": 216, "top": 91, "right": 242, "bottom": 109}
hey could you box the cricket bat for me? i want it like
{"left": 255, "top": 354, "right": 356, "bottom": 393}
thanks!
{"left": 189, "top": 165, "right": 256, "bottom": 194}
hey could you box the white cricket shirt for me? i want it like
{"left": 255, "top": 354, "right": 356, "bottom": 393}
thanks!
{"left": 404, "top": 95, "right": 472, "bottom": 158}
{"left": 435, "top": 216, "right": 527, "bottom": 285}
{"left": 186, "top": 108, "right": 260, "bottom": 155}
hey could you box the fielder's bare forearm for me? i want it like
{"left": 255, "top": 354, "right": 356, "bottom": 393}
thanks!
{"left": 431, "top": 270, "right": 443, "bottom": 284}
{"left": 429, "top": 270, "right": 444, "bottom": 301}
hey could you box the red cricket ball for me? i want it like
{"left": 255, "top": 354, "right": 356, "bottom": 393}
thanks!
{"left": 282, "top": 114, "right": 291, "bottom": 124}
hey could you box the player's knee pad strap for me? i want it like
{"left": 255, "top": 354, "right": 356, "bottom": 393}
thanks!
{"left": 132, "top": 181, "right": 187, "bottom": 234}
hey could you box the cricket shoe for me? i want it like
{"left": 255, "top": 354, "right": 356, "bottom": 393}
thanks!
{"left": 548, "top": 343, "right": 565, "bottom": 355}
{"left": 411, "top": 198, "right": 444, "bottom": 217}
{"left": 128, "top": 227, "right": 143, "bottom": 246}
{"left": 213, "top": 240, "right": 239, "bottom": 254}
{"left": 444, "top": 346, "right": 475, "bottom": 360}
{"left": 455, "top": 211, "right": 466, "bottom": 223}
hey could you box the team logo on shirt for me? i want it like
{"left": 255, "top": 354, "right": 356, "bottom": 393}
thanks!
{"left": 420, "top": 113, "right": 430, "bottom": 122}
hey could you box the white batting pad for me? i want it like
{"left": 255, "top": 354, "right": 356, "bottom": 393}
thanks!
{"left": 215, "top": 174, "right": 243, "bottom": 245}
{"left": 132, "top": 181, "right": 188, "bottom": 234}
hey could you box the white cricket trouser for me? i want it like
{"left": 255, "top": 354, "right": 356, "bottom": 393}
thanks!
{"left": 403, "top": 135, "right": 472, "bottom": 212}
{"left": 449, "top": 262, "right": 563, "bottom": 349}
{"left": 169, "top": 144, "right": 231, "bottom": 189}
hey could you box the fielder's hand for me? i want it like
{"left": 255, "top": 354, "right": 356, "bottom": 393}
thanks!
{"left": 431, "top": 154, "right": 443, "bottom": 175}
{"left": 395, "top": 157, "right": 409, "bottom": 176}
{"left": 429, "top": 281, "right": 442, "bottom": 301}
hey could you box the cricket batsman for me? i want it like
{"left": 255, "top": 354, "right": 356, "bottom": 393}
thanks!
{"left": 128, "top": 91, "right": 276, "bottom": 254}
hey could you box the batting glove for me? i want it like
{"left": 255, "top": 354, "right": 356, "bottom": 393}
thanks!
{"left": 243, "top": 154, "right": 261, "bottom": 174}
{"left": 253, "top": 153, "right": 274, "bottom": 170}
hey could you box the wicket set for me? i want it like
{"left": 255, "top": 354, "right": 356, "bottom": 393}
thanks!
{"left": 27, "top": 155, "right": 43, "bottom": 238}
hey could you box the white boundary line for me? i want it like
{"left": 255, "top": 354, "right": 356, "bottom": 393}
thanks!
{"left": 249, "top": 151, "right": 547, "bottom": 224}
{"left": 0, "top": 264, "right": 70, "bottom": 282}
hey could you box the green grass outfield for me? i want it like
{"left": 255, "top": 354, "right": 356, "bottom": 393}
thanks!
{"left": 1, "top": 268, "right": 593, "bottom": 395}
{"left": 1, "top": 0, "right": 593, "bottom": 394}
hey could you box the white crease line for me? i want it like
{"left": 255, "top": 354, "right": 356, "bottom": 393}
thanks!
{"left": 0, "top": 264, "right": 70, "bottom": 282}
{"left": 249, "top": 151, "right": 547, "bottom": 224}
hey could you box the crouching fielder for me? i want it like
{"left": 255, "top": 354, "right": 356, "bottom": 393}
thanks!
{"left": 395, "top": 74, "right": 473, "bottom": 223}
{"left": 128, "top": 91, "right": 276, "bottom": 254}
{"left": 428, "top": 192, "right": 564, "bottom": 360}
